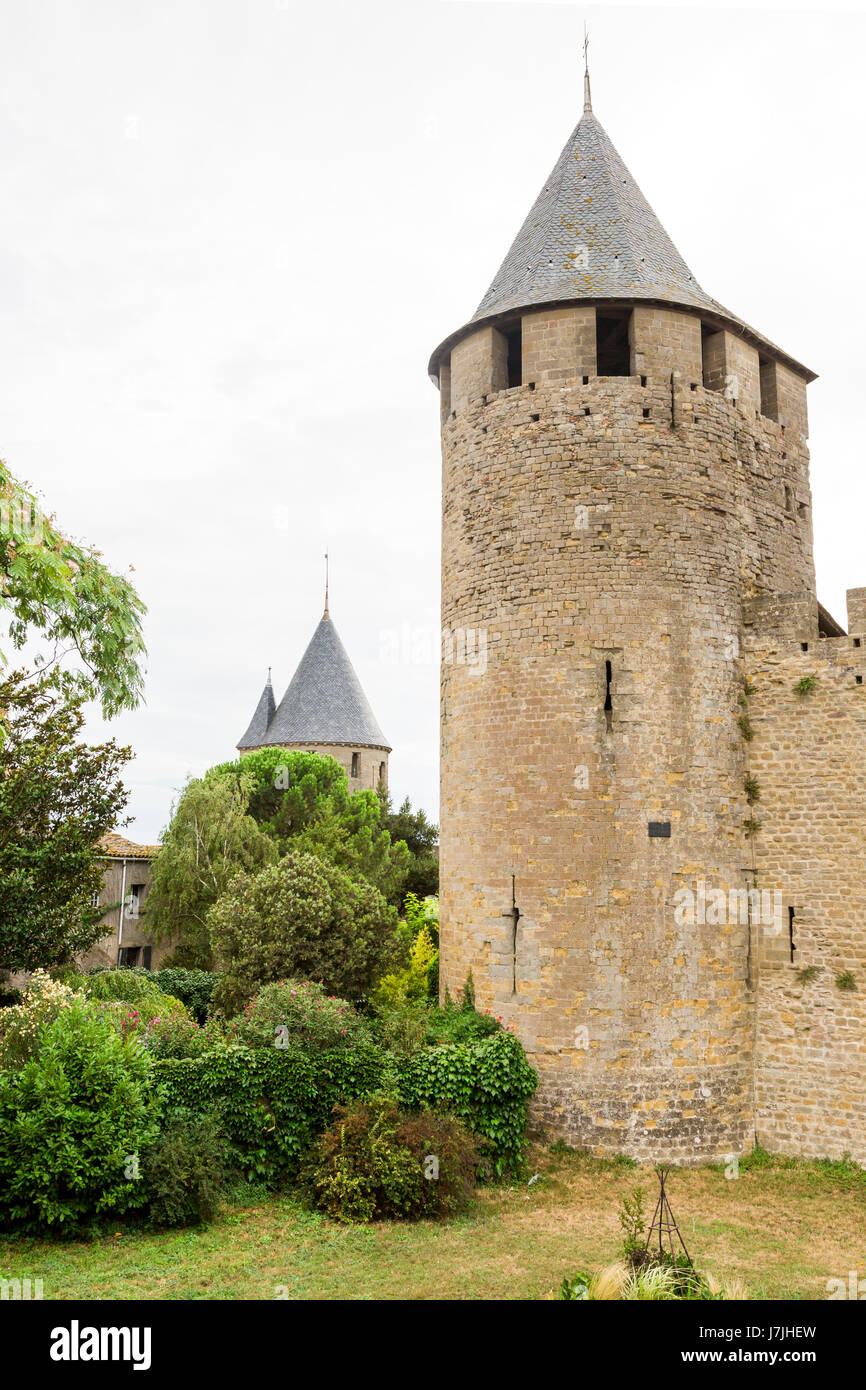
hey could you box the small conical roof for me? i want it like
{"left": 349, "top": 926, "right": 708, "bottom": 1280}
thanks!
{"left": 237, "top": 670, "right": 276, "bottom": 750}
{"left": 429, "top": 101, "right": 813, "bottom": 381}
{"left": 262, "top": 614, "right": 390, "bottom": 750}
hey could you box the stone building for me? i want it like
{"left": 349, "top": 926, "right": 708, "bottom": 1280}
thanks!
{"left": 237, "top": 598, "right": 391, "bottom": 793}
{"left": 428, "top": 69, "right": 865, "bottom": 1161}
{"left": 78, "top": 832, "right": 169, "bottom": 972}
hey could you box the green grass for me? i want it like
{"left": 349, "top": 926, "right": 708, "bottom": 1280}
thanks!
{"left": 1, "top": 1146, "right": 863, "bottom": 1300}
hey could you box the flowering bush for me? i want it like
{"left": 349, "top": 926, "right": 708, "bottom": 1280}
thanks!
{"left": 140, "top": 1013, "right": 221, "bottom": 1059}
{"left": 223, "top": 978, "right": 372, "bottom": 1056}
{"left": 0, "top": 969, "right": 84, "bottom": 1068}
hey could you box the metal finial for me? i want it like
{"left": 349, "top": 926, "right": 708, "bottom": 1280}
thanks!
{"left": 324, "top": 549, "right": 329, "bottom": 618}
{"left": 583, "top": 23, "right": 592, "bottom": 112}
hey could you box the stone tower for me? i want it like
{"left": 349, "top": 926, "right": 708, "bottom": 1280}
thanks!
{"left": 429, "top": 73, "right": 866, "bottom": 1161}
{"left": 237, "top": 601, "right": 390, "bottom": 794}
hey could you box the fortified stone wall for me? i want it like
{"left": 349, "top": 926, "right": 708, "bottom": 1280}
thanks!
{"left": 746, "top": 591, "right": 866, "bottom": 1161}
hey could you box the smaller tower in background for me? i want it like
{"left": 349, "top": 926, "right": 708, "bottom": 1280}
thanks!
{"left": 237, "top": 588, "right": 391, "bottom": 793}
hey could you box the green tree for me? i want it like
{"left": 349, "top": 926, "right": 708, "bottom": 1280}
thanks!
{"left": 208, "top": 850, "right": 400, "bottom": 1014}
{"left": 378, "top": 789, "right": 439, "bottom": 901}
{"left": 209, "top": 749, "right": 410, "bottom": 903}
{"left": 0, "top": 672, "right": 132, "bottom": 973}
{"left": 145, "top": 768, "right": 277, "bottom": 967}
{"left": 0, "top": 459, "right": 146, "bottom": 722}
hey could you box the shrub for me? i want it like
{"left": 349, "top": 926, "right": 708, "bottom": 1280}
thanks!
{"left": 371, "top": 925, "right": 438, "bottom": 1011}
{"left": 140, "top": 1109, "right": 234, "bottom": 1227}
{"left": 0, "top": 999, "right": 161, "bottom": 1233}
{"left": 398, "top": 1031, "right": 537, "bottom": 1178}
{"left": 208, "top": 850, "right": 400, "bottom": 1013}
{"left": 223, "top": 979, "right": 372, "bottom": 1055}
{"left": 140, "top": 1013, "right": 220, "bottom": 1059}
{"left": 0, "top": 969, "right": 84, "bottom": 1067}
{"left": 70, "top": 969, "right": 189, "bottom": 1027}
{"left": 305, "top": 1094, "right": 478, "bottom": 1223}
{"left": 151, "top": 968, "right": 217, "bottom": 1023}
{"left": 154, "top": 1041, "right": 387, "bottom": 1184}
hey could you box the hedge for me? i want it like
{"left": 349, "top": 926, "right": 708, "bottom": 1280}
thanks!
{"left": 154, "top": 1042, "right": 387, "bottom": 1183}
{"left": 397, "top": 1032, "right": 538, "bottom": 1178}
{"left": 154, "top": 1031, "right": 537, "bottom": 1185}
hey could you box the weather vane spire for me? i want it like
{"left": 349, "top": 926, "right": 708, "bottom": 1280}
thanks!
{"left": 583, "top": 23, "right": 592, "bottom": 113}
{"left": 324, "top": 549, "right": 330, "bottom": 618}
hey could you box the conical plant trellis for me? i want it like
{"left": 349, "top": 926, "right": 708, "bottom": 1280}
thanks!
{"left": 643, "top": 1165, "right": 694, "bottom": 1274}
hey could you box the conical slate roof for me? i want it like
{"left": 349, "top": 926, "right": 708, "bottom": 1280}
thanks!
{"left": 237, "top": 671, "right": 276, "bottom": 750}
{"left": 429, "top": 94, "right": 813, "bottom": 381}
{"left": 237, "top": 614, "right": 390, "bottom": 752}
{"left": 473, "top": 107, "right": 725, "bottom": 322}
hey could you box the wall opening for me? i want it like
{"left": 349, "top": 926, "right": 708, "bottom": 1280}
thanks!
{"left": 596, "top": 310, "right": 632, "bottom": 376}
{"left": 604, "top": 659, "right": 613, "bottom": 731}
{"left": 788, "top": 906, "right": 795, "bottom": 963}
{"left": 758, "top": 355, "right": 773, "bottom": 418}
{"left": 506, "top": 325, "right": 522, "bottom": 388}
{"left": 351, "top": 752, "right": 359, "bottom": 778}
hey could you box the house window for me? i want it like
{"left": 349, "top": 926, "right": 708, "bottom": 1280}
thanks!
{"left": 117, "top": 945, "right": 140, "bottom": 968}
{"left": 379, "top": 761, "right": 386, "bottom": 783}
{"left": 90, "top": 891, "right": 100, "bottom": 910}
{"left": 351, "top": 753, "right": 360, "bottom": 778}
{"left": 126, "top": 883, "right": 144, "bottom": 918}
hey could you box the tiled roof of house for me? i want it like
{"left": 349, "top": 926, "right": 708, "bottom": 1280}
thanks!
{"left": 98, "top": 832, "right": 160, "bottom": 859}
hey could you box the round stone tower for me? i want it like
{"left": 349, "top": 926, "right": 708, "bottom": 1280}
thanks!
{"left": 429, "top": 75, "right": 817, "bottom": 1159}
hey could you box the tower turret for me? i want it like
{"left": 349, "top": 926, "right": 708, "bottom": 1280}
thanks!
{"left": 431, "top": 79, "right": 820, "bottom": 1159}
{"left": 237, "top": 607, "right": 390, "bottom": 793}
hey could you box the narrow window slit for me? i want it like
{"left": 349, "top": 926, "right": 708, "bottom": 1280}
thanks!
{"left": 604, "top": 660, "right": 613, "bottom": 731}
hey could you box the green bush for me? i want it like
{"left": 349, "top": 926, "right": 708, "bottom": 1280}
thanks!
{"left": 372, "top": 995, "right": 503, "bottom": 1059}
{"left": 305, "top": 1094, "right": 478, "bottom": 1223}
{"left": 140, "top": 1013, "right": 220, "bottom": 1059}
{"left": 140, "top": 1108, "right": 234, "bottom": 1227}
{"left": 154, "top": 1041, "right": 387, "bottom": 1184}
{"left": 72, "top": 969, "right": 189, "bottom": 1027}
{"left": 208, "top": 850, "right": 399, "bottom": 1014}
{"left": 151, "top": 968, "right": 218, "bottom": 1023}
{"left": 397, "top": 1031, "right": 537, "bottom": 1179}
{"left": 223, "top": 979, "right": 372, "bottom": 1055}
{"left": 0, "top": 999, "right": 161, "bottom": 1233}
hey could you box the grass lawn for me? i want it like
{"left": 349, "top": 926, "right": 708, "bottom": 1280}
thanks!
{"left": 1, "top": 1146, "right": 864, "bottom": 1300}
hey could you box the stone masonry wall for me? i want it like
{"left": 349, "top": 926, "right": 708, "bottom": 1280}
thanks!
{"left": 746, "top": 593, "right": 866, "bottom": 1161}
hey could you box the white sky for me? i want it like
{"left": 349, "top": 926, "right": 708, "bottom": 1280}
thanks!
{"left": 1, "top": 0, "right": 863, "bottom": 842}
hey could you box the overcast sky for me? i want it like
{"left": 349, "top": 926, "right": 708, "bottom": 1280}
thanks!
{"left": 1, "top": 0, "right": 863, "bottom": 843}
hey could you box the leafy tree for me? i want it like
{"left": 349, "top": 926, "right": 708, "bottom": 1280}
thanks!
{"left": 145, "top": 769, "right": 277, "bottom": 967}
{"left": 149, "top": 752, "right": 414, "bottom": 963}
{"left": 208, "top": 749, "right": 409, "bottom": 901}
{"left": 0, "top": 672, "right": 132, "bottom": 973}
{"left": 0, "top": 459, "right": 146, "bottom": 722}
{"left": 378, "top": 789, "right": 439, "bottom": 901}
{"left": 209, "top": 748, "right": 346, "bottom": 843}
{"left": 208, "top": 850, "right": 400, "bottom": 1014}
